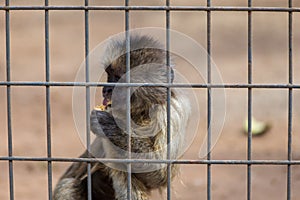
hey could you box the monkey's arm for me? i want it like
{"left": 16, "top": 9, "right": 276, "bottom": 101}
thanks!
{"left": 53, "top": 139, "right": 116, "bottom": 200}
{"left": 90, "top": 110, "right": 163, "bottom": 200}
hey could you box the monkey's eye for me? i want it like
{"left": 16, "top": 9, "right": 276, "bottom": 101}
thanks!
{"left": 115, "top": 75, "right": 121, "bottom": 80}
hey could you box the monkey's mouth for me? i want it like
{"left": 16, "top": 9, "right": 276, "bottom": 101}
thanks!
{"left": 102, "top": 98, "right": 112, "bottom": 107}
{"left": 94, "top": 98, "right": 112, "bottom": 111}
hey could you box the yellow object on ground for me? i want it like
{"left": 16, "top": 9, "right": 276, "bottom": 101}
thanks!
{"left": 243, "top": 117, "right": 270, "bottom": 136}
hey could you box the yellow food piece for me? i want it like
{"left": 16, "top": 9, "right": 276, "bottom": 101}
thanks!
{"left": 94, "top": 104, "right": 107, "bottom": 111}
{"left": 94, "top": 100, "right": 112, "bottom": 111}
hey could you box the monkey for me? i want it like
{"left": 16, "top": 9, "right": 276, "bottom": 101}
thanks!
{"left": 53, "top": 34, "right": 191, "bottom": 200}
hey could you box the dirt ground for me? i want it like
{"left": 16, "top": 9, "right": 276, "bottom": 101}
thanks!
{"left": 1, "top": 0, "right": 300, "bottom": 199}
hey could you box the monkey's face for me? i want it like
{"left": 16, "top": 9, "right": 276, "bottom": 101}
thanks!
{"left": 102, "top": 49, "right": 175, "bottom": 109}
{"left": 102, "top": 64, "right": 122, "bottom": 106}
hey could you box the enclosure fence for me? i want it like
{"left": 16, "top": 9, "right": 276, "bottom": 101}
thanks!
{"left": 1, "top": 1, "right": 300, "bottom": 200}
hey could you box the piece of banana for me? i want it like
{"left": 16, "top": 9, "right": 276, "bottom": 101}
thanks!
{"left": 94, "top": 104, "right": 107, "bottom": 111}
{"left": 94, "top": 101, "right": 112, "bottom": 111}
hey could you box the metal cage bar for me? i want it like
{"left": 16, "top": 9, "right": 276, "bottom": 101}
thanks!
{"left": 247, "top": 0, "right": 253, "bottom": 200}
{"left": 287, "top": 0, "right": 293, "bottom": 199}
{"left": 5, "top": 0, "right": 14, "bottom": 200}
{"left": 1, "top": 6, "right": 300, "bottom": 12}
{"left": 124, "top": 0, "right": 132, "bottom": 199}
{"left": 206, "top": 0, "right": 212, "bottom": 199}
{"left": 44, "top": 0, "right": 53, "bottom": 199}
{"left": 1, "top": 156, "right": 300, "bottom": 165}
{"left": 165, "top": 0, "right": 172, "bottom": 200}
{"left": 83, "top": 0, "right": 92, "bottom": 200}
{"left": 1, "top": 82, "right": 300, "bottom": 88}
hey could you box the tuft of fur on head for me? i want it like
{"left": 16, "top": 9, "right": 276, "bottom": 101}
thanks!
{"left": 103, "top": 34, "right": 165, "bottom": 67}
{"left": 102, "top": 34, "right": 174, "bottom": 78}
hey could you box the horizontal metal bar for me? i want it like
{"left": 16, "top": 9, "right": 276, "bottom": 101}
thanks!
{"left": 0, "top": 6, "right": 299, "bottom": 12}
{"left": 1, "top": 156, "right": 300, "bottom": 165}
{"left": 0, "top": 81, "right": 299, "bottom": 89}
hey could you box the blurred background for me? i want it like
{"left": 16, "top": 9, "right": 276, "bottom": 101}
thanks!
{"left": 1, "top": 0, "right": 300, "bottom": 199}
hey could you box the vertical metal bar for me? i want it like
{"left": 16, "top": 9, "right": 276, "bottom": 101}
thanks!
{"left": 287, "top": 0, "right": 293, "bottom": 199}
{"left": 206, "top": 0, "right": 212, "bottom": 200}
{"left": 165, "top": 1, "right": 172, "bottom": 200}
{"left": 5, "top": 0, "right": 14, "bottom": 200}
{"left": 125, "top": 1, "right": 132, "bottom": 200}
{"left": 84, "top": 1, "right": 92, "bottom": 200}
{"left": 45, "top": 0, "right": 52, "bottom": 199}
{"left": 247, "top": 0, "right": 253, "bottom": 200}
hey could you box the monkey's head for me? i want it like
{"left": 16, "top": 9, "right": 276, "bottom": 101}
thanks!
{"left": 101, "top": 35, "right": 175, "bottom": 124}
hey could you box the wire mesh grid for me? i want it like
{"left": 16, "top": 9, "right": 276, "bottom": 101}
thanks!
{"left": 0, "top": 0, "right": 299, "bottom": 200}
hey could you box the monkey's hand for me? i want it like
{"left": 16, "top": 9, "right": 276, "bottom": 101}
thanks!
{"left": 90, "top": 109, "right": 153, "bottom": 153}
{"left": 90, "top": 109, "right": 120, "bottom": 137}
